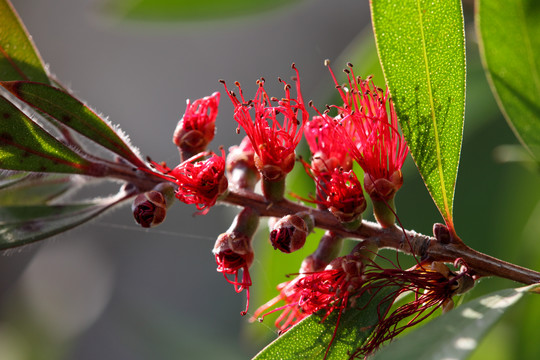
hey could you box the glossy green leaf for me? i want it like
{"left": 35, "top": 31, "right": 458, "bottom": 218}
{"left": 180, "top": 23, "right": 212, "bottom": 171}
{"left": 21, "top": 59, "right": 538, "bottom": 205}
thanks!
{"left": 101, "top": 0, "right": 300, "bottom": 21}
{"left": 253, "top": 285, "right": 398, "bottom": 360}
{"left": 370, "top": 0, "right": 465, "bottom": 230}
{"left": 372, "top": 284, "right": 540, "bottom": 360}
{"left": 0, "top": 0, "right": 49, "bottom": 83}
{"left": 1, "top": 81, "right": 146, "bottom": 168}
{"left": 0, "top": 95, "right": 95, "bottom": 174}
{"left": 0, "top": 193, "right": 130, "bottom": 249}
{"left": 476, "top": 0, "right": 540, "bottom": 160}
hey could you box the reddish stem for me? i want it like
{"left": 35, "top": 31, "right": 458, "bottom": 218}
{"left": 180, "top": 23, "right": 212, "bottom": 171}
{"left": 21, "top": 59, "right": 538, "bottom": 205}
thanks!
{"left": 223, "top": 189, "right": 540, "bottom": 285}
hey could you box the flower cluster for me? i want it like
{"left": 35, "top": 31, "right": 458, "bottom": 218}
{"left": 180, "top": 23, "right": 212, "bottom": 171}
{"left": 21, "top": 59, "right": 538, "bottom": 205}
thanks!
{"left": 131, "top": 63, "right": 473, "bottom": 358}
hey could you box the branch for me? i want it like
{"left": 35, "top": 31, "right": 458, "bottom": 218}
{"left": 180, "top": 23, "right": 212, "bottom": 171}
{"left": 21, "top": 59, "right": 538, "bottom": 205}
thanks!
{"left": 223, "top": 189, "right": 540, "bottom": 285}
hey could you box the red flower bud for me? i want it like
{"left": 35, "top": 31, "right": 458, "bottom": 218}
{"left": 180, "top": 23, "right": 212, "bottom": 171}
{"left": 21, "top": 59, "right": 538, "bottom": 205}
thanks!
{"left": 213, "top": 231, "right": 254, "bottom": 315}
{"left": 173, "top": 92, "right": 220, "bottom": 158}
{"left": 132, "top": 190, "right": 167, "bottom": 228}
{"left": 270, "top": 214, "right": 308, "bottom": 253}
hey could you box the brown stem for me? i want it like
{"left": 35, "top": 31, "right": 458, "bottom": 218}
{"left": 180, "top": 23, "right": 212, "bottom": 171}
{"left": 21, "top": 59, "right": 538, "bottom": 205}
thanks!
{"left": 223, "top": 189, "right": 540, "bottom": 285}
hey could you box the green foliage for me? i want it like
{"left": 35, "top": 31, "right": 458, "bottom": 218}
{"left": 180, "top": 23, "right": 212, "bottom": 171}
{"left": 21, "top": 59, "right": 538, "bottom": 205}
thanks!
{"left": 372, "top": 284, "right": 540, "bottom": 360}
{"left": 0, "top": 0, "right": 49, "bottom": 82}
{"left": 0, "top": 96, "right": 94, "bottom": 174}
{"left": 101, "top": 0, "right": 300, "bottom": 21}
{"left": 1, "top": 81, "right": 146, "bottom": 168}
{"left": 371, "top": 0, "right": 465, "bottom": 230}
{"left": 0, "top": 194, "right": 129, "bottom": 249}
{"left": 254, "top": 285, "right": 398, "bottom": 360}
{"left": 476, "top": 0, "right": 540, "bottom": 161}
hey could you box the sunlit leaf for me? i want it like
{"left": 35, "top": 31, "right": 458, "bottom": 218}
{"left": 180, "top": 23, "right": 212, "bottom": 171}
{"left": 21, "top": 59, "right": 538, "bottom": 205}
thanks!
{"left": 0, "top": 95, "right": 95, "bottom": 174}
{"left": 253, "top": 285, "right": 398, "bottom": 360}
{"left": 101, "top": 0, "right": 300, "bottom": 22}
{"left": 476, "top": 0, "right": 540, "bottom": 160}
{"left": 1, "top": 81, "right": 146, "bottom": 168}
{"left": 370, "top": 0, "right": 465, "bottom": 231}
{"left": 0, "top": 0, "right": 49, "bottom": 83}
{"left": 0, "top": 192, "right": 130, "bottom": 249}
{"left": 371, "top": 284, "right": 540, "bottom": 360}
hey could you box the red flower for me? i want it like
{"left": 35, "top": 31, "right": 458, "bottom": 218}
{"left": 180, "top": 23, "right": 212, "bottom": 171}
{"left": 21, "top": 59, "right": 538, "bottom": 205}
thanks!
{"left": 254, "top": 255, "right": 365, "bottom": 334}
{"left": 222, "top": 64, "right": 308, "bottom": 181}
{"left": 301, "top": 161, "right": 366, "bottom": 223}
{"left": 326, "top": 63, "right": 408, "bottom": 199}
{"left": 304, "top": 115, "right": 352, "bottom": 174}
{"left": 213, "top": 232, "right": 254, "bottom": 315}
{"left": 147, "top": 150, "right": 228, "bottom": 214}
{"left": 173, "top": 92, "right": 220, "bottom": 156}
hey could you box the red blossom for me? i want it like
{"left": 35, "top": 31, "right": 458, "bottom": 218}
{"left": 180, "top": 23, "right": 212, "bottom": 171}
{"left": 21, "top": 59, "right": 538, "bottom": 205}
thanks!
{"left": 325, "top": 63, "right": 409, "bottom": 197}
{"left": 221, "top": 65, "right": 308, "bottom": 181}
{"left": 145, "top": 150, "right": 228, "bottom": 214}
{"left": 254, "top": 245, "right": 474, "bottom": 358}
{"left": 304, "top": 115, "right": 352, "bottom": 174}
{"left": 173, "top": 92, "right": 220, "bottom": 156}
{"left": 254, "top": 255, "right": 365, "bottom": 334}
{"left": 301, "top": 161, "right": 366, "bottom": 223}
{"left": 213, "top": 232, "right": 254, "bottom": 315}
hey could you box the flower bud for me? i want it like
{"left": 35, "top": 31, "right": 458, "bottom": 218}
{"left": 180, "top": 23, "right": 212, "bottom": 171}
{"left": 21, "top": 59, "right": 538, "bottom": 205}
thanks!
{"left": 132, "top": 190, "right": 167, "bottom": 228}
{"left": 433, "top": 223, "right": 451, "bottom": 244}
{"left": 173, "top": 92, "right": 220, "bottom": 159}
{"left": 270, "top": 214, "right": 308, "bottom": 253}
{"left": 226, "top": 136, "right": 260, "bottom": 190}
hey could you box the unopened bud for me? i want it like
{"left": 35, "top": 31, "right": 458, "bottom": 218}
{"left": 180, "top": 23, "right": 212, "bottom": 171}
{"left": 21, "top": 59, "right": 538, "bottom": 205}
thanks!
{"left": 227, "top": 136, "right": 260, "bottom": 190}
{"left": 270, "top": 214, "right": 308, "bottom": 253}
{"left": 433, "top": 223, "right": 451, "bottom": 244}
{"left": 132, "top": 190, "right": 167, "bottom": 228}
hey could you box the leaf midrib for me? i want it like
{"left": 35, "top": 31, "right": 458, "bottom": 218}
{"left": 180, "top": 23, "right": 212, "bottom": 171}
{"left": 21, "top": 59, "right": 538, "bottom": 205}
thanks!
{"left": 416, "top": 0, "right": 451, "bottom": 222}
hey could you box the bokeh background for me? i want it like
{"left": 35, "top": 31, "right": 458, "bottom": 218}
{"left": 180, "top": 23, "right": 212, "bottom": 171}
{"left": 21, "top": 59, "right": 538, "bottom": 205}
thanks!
{"left": 1, "top": 0, "right": 539, "bottom": 359}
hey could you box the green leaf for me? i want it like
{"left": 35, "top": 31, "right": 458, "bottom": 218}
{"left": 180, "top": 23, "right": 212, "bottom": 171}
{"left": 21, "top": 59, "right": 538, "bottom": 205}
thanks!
{"left": 0, "top": 193, "right": 130, "bottom": 249}
{"left": 101, "top": 0, "right": 300, "bottom": 22}
{"left": 371, "top": 284, "right": 540, "bottom": 360}
{"left": 253, "top": 285, "right": 398, "bottom": 360}
{"left": 0, "top": 173, "right": 75, "bottom": 205}
{"left": 476, "top": 0, "right": 540, "bottom": 160}
{"left": 1, "top": 81, "right": 146, "bottom": 168}
{"left": 0, "top": 95, "right": 96, "bottom": 174}
{"left": 0, "top": 0, "right": 49, "bottom": 82}
{"left": 370, "top": 0, "right": 466, "bottom": 230}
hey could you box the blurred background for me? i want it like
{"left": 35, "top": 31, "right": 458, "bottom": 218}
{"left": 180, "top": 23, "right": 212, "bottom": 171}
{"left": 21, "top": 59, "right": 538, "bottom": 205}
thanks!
{"left": 0, "top": 0, "right": 539, "bottom": 359}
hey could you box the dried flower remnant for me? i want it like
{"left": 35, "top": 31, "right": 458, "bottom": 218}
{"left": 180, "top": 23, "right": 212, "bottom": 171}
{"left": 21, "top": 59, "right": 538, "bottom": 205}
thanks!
{"left": 357, "top": 260, "right": 475, "bottom": 357}
{"left": 221, "top": 64, "right": 308, "bottom": 181}
{"left": 173, "top": 92, "right": 220, "bottom": 158}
